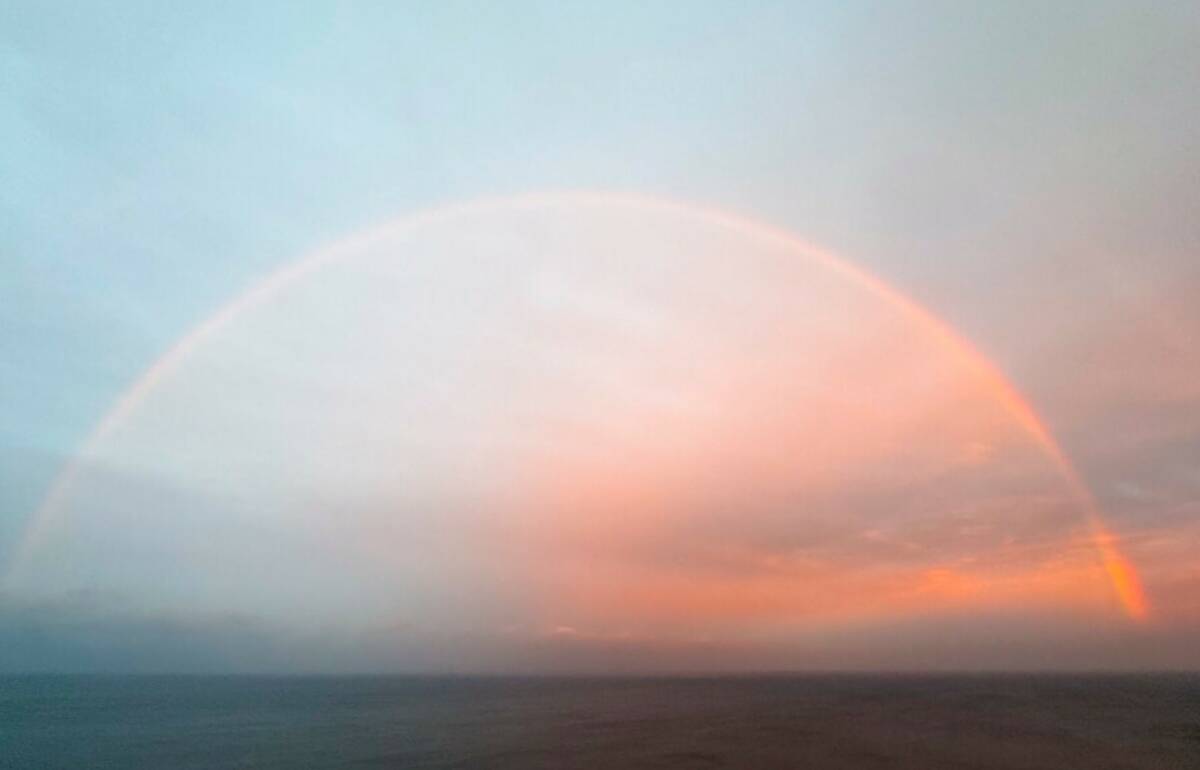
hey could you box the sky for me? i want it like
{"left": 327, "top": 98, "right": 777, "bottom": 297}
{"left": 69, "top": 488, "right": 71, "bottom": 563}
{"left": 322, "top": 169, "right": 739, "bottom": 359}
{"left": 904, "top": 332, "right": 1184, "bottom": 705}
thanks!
{"left": 1, "top": 1, "right": 1198, "bottom": 673}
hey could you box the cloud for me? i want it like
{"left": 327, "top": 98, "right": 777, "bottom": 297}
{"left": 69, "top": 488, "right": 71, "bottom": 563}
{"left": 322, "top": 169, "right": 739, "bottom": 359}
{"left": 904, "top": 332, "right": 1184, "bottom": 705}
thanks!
{"left": 4, "top": 2, "right": 1198, "bottom": 673}
{"left": 0, "top": 590, "right": 279, "bottom": 674}
{"left": 4, "top": 591, "right": 1198, "bottom": 675}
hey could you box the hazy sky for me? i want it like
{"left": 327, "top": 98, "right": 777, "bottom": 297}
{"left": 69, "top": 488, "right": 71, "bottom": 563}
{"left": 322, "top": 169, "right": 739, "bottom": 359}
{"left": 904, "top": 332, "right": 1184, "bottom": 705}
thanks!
{"left": 2, "top": 2, "right": 1198, "bottom": 672}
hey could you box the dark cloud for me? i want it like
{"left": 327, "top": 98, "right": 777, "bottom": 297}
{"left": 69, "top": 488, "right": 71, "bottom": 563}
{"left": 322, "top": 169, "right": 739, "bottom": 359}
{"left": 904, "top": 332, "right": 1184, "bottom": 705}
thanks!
{"left": 4, "top": 592, "right": 1198, "bottom": 674}
{"left": 0, "top": 591, "right": 279, "bottom": 674}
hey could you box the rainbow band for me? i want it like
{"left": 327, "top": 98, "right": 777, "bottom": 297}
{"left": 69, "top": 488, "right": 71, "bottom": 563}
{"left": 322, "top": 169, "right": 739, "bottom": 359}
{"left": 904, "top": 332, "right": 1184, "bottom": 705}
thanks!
{"left": 3, "top": 192, "right": 1149, "bottom": 619}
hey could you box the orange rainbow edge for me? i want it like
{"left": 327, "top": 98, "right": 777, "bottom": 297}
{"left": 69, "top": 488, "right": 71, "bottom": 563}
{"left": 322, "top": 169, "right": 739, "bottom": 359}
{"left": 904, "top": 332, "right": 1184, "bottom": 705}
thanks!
{"left": 2, "top": 192, "right": 1150, "bottom": 620}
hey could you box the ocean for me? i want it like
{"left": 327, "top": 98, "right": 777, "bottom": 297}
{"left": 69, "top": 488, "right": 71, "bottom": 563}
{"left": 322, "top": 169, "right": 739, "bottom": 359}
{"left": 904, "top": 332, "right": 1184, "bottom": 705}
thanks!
{"left": 3, "top": 674, "right": 1198, "bottom": 768}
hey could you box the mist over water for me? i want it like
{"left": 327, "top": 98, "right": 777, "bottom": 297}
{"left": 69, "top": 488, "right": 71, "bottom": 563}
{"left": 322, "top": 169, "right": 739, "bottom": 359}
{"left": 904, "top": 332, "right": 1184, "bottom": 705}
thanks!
{"left": 6, "top": 199, "right": 1147, "bottom": 671}
{"left": 5, "top": 3, "right": 1199, "bottom": 768}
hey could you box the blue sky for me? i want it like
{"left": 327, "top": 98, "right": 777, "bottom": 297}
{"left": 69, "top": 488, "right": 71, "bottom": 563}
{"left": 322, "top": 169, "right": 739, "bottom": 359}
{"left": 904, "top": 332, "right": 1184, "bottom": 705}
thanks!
{"left": 3, "top": 2, "right": 1198, "bottom": 671}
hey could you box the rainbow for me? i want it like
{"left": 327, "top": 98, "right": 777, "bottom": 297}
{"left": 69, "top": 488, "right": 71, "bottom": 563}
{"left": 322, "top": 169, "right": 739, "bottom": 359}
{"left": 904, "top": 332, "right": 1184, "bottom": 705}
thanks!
{"left": 2, "top": 192, "right": 1149, "bottom": 620}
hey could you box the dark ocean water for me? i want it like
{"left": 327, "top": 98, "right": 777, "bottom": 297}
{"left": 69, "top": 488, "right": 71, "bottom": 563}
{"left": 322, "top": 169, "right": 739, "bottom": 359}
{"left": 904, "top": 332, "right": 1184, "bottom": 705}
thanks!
{"left": 2, "top": 674, "right": 1198, "bottom": 769}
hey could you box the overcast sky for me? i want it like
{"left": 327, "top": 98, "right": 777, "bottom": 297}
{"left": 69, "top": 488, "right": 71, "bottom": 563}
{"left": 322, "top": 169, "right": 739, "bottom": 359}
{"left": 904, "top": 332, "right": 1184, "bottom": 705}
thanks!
{"left": 2, "top": 1, "right": 1198, "bottom": 672}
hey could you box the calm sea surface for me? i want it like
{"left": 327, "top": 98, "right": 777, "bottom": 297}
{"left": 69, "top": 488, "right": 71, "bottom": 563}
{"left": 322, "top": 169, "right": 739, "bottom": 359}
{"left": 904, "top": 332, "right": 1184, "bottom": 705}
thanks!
{"left": 3, "top": 674, "right": 1198, "bottom": 769}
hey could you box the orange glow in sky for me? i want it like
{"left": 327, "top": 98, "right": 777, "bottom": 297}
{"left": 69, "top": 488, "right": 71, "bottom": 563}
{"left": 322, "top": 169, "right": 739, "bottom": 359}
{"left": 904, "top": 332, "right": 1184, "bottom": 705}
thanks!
{"left": 7, "top": 194, "right": 1151, "bottom": 650}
